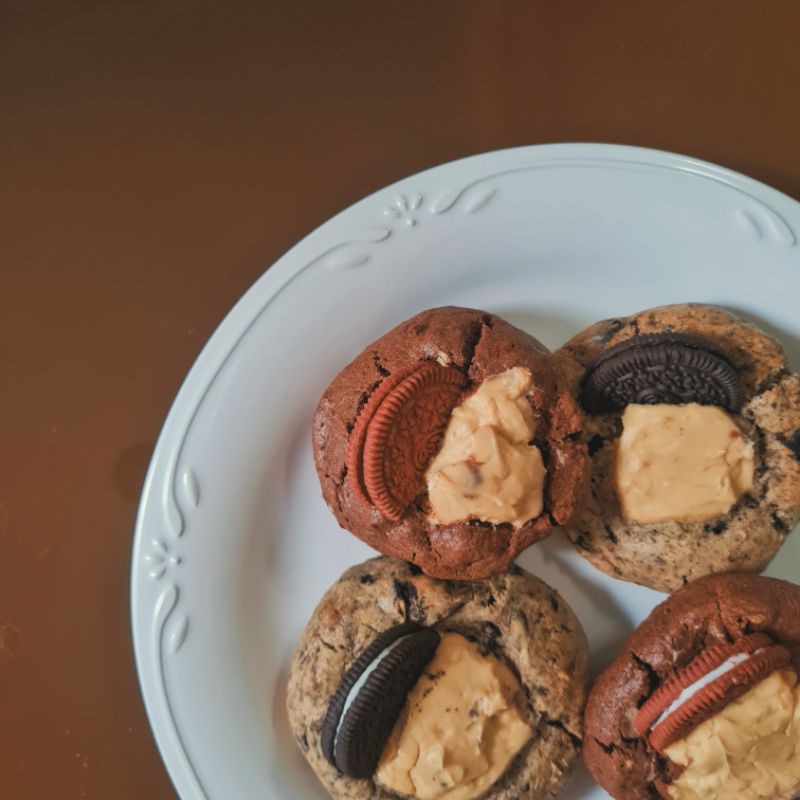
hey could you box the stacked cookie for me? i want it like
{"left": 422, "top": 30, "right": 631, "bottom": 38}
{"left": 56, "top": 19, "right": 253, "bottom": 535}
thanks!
{"left": 288, "top": 304, "right": 800, "bottom": 800}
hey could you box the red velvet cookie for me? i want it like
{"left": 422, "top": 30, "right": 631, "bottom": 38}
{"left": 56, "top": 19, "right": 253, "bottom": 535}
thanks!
{"left": 313, "top": 307, "right": 587, "bottom": 579}
{"left": 583, "top": 573, "right": 800, "bottom": 800}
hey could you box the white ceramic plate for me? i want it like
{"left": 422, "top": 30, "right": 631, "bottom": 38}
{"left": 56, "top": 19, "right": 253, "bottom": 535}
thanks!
{"left": 131, "top": 143, "right": 800, "bottom": 800}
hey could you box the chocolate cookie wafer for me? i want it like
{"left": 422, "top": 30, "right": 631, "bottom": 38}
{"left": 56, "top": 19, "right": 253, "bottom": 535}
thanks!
{"left": 580, "top": 332, "right": 744, "bottom": 413}
{"left": 320, "top": 623, "right": 440, "bottom": 777}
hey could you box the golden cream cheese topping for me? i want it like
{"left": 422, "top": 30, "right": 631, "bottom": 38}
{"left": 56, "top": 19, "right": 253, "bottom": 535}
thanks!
{"left": 425, "top": 367, "right": 545, "bottom": 527}
{"left": 615, "top": 403, "right": 754, "bottom": 524}
{"left": 664, "top": 669, "right": 800, "bottom": 800}
{"left": 375, "top": 632, "right": 532, "bottom": 800}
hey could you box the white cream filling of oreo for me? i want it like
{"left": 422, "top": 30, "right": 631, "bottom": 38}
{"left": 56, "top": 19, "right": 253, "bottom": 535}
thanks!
{"left": 651, "top": 650, "right": 765, "bottom": 731}
{"left": 333, "top": 633, "right": 413, "bottom": 753}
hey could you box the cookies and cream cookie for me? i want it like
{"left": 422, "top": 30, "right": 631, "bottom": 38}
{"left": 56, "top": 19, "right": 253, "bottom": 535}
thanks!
{"left": 313, "top": 307, "right": 587, "bottom": 579}
{"left": 554, "top": 304, "right": 800, "bottom": 592}
{"left": 286, "top": 557, "right": 588, "bottom": 800}
{"left": 582, "top": 573, "right": 800, "bottom": 800}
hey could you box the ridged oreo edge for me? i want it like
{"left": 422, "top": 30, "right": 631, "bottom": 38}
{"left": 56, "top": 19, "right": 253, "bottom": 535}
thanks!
{"left": 587, "top": 333, "right": 735, "bottom": 374}
{"left": 333, "top": 628, "right": 441, "bottom": 777}
{"left": 320, "top": 622, "right": 423, "bottom": 767}
{"left": 361, "top": 362, "right": 464, "bottom": 521}
{"left": 633, "top": 633, "right": 774, "bottom": 736}
{"left": 345, "top": 365, "right": 420, "bottom": 507}
{"left": 580, "top": 332, "right": 744, "bottom": 414}
{"left": 649, "top": 644, "right": 791, "bottom": 751}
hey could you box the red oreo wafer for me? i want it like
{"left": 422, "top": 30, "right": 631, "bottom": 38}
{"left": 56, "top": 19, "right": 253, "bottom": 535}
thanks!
{"left": 633, "top": 634, "right": 790, "bottom": 752}
{"left": 633, "top": 632, "right": 773, "bottom": 736}
{"left": 650, "top": 646, "right": 791, "bottom": 750}
{"left": 346, "top": 365, "right": 418, "bottom": 506}
{"left": 346, "top": 362, "right": 465, "bottom": 520}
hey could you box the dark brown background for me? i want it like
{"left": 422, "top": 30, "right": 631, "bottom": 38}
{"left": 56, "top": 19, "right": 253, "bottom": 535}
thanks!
{"left": 2, "top": 1, "right": 799, "bottom": 797}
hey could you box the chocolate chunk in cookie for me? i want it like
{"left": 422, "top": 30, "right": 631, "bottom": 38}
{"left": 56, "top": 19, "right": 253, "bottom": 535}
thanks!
{"left": 580, "top": 332, "right": 743, "bottom": 414}
{"left": 320, "top": 623, "right": 440, "bottom": 777}
{"left": 780, "top": 430, "right": 800, "bottom": 462}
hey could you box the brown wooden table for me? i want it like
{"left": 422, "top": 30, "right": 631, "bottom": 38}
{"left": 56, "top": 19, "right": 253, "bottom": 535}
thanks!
{"left": 3, "top": 2, "right": 799, "bottom": 797}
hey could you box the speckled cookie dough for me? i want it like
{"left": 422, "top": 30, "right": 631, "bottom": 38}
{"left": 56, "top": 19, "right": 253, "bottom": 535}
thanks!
{"left": 554, "top": 304, "right": 800, "bottom": 592}
{"left": 286, "top": 557, "right": 588, "bottom": 800}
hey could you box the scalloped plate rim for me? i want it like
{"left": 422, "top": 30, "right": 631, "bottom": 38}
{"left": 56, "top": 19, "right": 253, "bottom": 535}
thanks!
{"left": 130, "top": 142, "right": 800, "bottom": 800}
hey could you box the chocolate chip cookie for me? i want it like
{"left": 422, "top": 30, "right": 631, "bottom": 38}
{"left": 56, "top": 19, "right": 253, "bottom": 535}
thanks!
{"left": 554, "top": 304, "right": 800, "bottom": 592}
{"left": 313, "top": 307, "right": 587, "bottom": 580}
{"left": 286, "top": 557, "right": 588, "bottom": 800}
{"left": 583, "top": 573, "right": 800, "bottom": 800}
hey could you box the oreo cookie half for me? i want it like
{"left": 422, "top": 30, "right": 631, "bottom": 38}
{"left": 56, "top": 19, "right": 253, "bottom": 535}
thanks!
{"left": 580, "top": 333, "right": 744, "bottom": 414}
{"left": 320, "top": 623, "right": 440, "bottom": 778}
{"left": 633, "top": 633, "right": 791, "bottom": 751}
{"left": 346, "top": 362, "right": 465, "bottom": 521}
